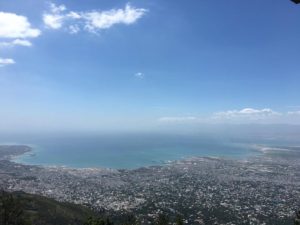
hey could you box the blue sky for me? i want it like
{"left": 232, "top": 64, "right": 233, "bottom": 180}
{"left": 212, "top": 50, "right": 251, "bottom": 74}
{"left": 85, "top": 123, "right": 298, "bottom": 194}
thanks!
{"left": 1, "top": 0, "right": 300, "bottom": 131}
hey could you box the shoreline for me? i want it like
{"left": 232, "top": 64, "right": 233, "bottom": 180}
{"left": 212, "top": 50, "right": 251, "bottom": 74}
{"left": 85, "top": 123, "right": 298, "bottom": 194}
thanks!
{"left": 0, "top": 145, "right": 32, "bottom": 161}
{"left": 3, "top": 143, "right": 260, "bottom": 171}
{"left": 3, "top": 143, "right": 299, "bottom": 171}
{"left": 6, "top": 144, "right": 255, "bottom": 170}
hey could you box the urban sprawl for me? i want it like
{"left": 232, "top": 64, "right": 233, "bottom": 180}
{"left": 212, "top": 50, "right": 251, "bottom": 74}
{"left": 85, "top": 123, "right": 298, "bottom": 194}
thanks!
{"left": 0, "top": 145, "right": 299, "bottom": 224}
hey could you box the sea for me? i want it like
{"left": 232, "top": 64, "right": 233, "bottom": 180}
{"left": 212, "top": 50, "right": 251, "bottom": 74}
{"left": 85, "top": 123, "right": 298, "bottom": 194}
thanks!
{"left": 1, "top": 131, "right": 299, "bottom": 169}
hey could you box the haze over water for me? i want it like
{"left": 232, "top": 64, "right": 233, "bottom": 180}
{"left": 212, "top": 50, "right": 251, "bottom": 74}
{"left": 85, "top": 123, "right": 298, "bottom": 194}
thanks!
{"left": 0, "top": 133, "right": 245, "bottom": 169}
{"left": 1, "top": 129, "right": 299, "bottom": 169}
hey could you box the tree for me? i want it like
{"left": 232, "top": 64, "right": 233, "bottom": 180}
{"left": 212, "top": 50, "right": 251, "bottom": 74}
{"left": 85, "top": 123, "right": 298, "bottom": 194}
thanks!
{"left": 0, "top": 191, "right": 31, "bottom": 225}
{"left": 295, "top": 210, "right": 300, "bottom": 225}
{"left": 84, "top": 216, "right": 114, "bottom": 225}
{"left": 122, "top": 214, "right": 138, "bottom": 225}
{"left": 175, "top": 215, "right": 184, "bottom": 225}
{"left": 106, "top": 217, "right": 114, "bottom": 225}
{"left": 154, "top": 213, "right": 169, "bottom": 225}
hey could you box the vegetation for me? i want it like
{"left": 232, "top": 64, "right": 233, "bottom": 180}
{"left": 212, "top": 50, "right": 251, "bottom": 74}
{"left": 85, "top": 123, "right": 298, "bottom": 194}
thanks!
{"left": 0, "top": 190, "right": 96, "bottom": 225}
{"left": 0, "top": 191, "right": 30, "bottom": 225}
{"left": 295, "top": 210, "right": 300, "bottom": 225}
{"left": 175, "top": 215, "right": 184, "bottom": 225}
{"left": 84, "top": 217, "right": 114, "bottom": 225}
{"left": 154, "top": 214, "right": 169, "bottom": 225}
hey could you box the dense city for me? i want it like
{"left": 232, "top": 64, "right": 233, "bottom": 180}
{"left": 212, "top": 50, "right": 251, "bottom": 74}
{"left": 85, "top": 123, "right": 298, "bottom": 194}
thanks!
{"left": 0, "top": 145, "right": 299, "bottom": 224}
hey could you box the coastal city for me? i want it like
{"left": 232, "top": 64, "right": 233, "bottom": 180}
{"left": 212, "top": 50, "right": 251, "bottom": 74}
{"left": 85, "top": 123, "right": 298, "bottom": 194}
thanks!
{"left": 0, "top": 145, "right": 299, "bottom": 224}
{"left": 2, "top": 0, "right": 300, "bottom": 224}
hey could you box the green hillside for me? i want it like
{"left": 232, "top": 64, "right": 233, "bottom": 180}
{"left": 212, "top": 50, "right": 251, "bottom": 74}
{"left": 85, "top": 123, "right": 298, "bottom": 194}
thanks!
{"left": 0, "top": 191, "right": 97, "bottom": 225}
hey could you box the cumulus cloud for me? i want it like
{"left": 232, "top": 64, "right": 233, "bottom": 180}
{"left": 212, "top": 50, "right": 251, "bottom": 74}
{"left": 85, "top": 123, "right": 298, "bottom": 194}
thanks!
{"left": 0, "top": 12, "right": 41, "bottom": 38}
{"left": 43, "top": 2, "right": 147, "bottom": 34}
{"left": 0, "top": 58, "right": 15, "bottom": 67}
{"left": 0, "top": 12, "right": 40, "bottom": 66}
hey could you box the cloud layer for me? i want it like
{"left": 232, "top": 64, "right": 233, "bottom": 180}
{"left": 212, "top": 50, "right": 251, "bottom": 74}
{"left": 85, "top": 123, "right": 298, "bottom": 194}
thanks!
{"left": 158, "top": 108, "right": 300, "bottom": 124}
{"left": 43, "top": 2, "right": 147, "bottom": 34}
{"left": 213, "top": 108, "right": 281, "bottom": 121}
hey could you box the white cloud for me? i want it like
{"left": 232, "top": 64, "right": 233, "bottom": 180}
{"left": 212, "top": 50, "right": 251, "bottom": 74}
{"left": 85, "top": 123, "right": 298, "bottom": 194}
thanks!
{"left": 83, "top": 4, "right": 147, "bottom": 31}
{"left": 67, "top": 11, "right": 81, "bottom": 19}
{"left": 0, "top": 58, "right": 15, "bottom": 67}
{"left": 0, "top": 12, "right": 41, "bottom": 38}
{"left": 134, "top": 72, "right": 145, "bottom": 79}
{"left": 12, "top": 39, "right": 32, "bottom": 46}
{"left": 43, "top": 13, "right": 65, "bottom": 29}
{"left": 43, "top": 2, "right": 147, "bottom": 34}
{"left": 158, "top": 108, "right": 295, "bottom": 125}
{"left": 49, "top": 2, "right": 66, "bottom": 14}
{"left": 0, "top": 39, "right": 32, "bottom": 48}
{"left": 43, "top": 3, "right": 76, "bottom": 29}
{"left": 0, "top": 12, "right": 40, "bottom": 66}
{"left": 213, "top": 108, "right": 281, "bottom": 121}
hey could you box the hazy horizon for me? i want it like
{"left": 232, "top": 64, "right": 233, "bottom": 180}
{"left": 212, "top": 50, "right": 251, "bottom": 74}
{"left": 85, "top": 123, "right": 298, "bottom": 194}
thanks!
{"left": 1, "top": 0, "right": 300, "bottom": 132}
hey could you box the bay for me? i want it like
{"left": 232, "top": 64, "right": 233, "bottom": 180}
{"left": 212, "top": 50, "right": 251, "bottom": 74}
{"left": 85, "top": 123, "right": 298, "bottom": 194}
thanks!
{"left": 0, "top": 132, "right": 262, "bottom": 169}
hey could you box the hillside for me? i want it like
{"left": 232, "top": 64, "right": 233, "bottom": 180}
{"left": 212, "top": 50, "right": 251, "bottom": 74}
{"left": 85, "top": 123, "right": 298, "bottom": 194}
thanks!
{"left": 0, "top": 191, "right": 97, "bottom": 225}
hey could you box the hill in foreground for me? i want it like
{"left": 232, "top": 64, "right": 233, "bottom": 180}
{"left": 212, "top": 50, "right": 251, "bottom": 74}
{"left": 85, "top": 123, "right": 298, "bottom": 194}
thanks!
{"left": 0, "top": 190, "right": 97, "bottom": 225}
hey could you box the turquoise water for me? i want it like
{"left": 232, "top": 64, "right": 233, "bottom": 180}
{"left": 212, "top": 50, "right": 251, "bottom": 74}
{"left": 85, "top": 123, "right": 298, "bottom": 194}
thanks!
{"left": 1, "top": 133, "right": 259, "bottom": 169}
{"left": 1, "top": 134, "right": 260, "bottom": 169}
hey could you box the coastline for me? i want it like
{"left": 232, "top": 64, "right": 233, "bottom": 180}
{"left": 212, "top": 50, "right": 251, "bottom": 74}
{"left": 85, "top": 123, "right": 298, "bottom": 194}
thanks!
{"left": 3, "top": 143, "right": 300, "bottom": 171}
{"left": 1, "top": 144, "right": 300, "bottom": 224}
{"left": 4, "top": 144, "right": 258, "bottom": 171}
{"left": 4, "top": 145, "right": 118, "bottom": 172}
{"left": 6, "top": 142, "right": 261, "bottom": 170}
{"left": 0, "top": 145, "right": 32, "bottom": 161}
{"left": 11, "top": 144, "right": 38, "bottom": 165}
